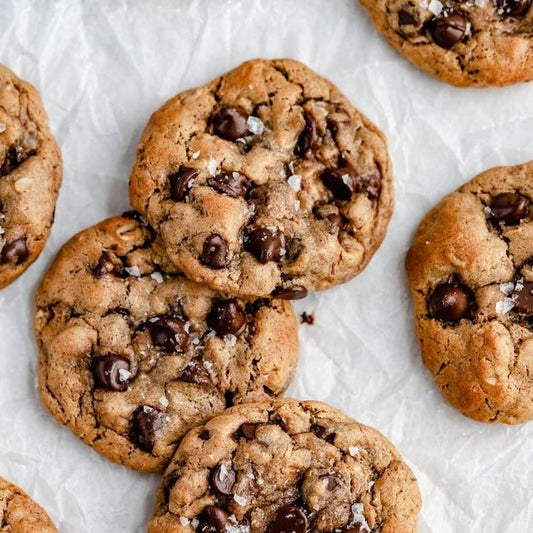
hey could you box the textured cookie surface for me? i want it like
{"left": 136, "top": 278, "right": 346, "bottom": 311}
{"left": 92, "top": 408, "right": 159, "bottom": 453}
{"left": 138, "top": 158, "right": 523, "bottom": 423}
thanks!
{"left": 149, "top": 399, "right": 421, "bottom": 533}
{"left": 35, "top": 216, "right": 299, "bottom": 473}
{"left": 0, "top": 64, "right": 61, "bottom": 288}
{"left": 0, "top": 477, "right": 57, "bottom": 532}
{"left": 130, "top": 58, "right": 393, "bottom": 298}
{"left": 406, "top": 161, "right": 533, "bottom": 423}
{"left": 359, "top": 0, "right": 533, "bottom": 87}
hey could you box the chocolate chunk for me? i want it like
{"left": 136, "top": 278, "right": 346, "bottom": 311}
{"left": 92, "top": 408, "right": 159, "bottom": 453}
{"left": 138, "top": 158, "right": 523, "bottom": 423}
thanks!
{"left": 94, "top": 251, "right": 124, "bottom": 277}
{"left": 340, "top": 526, "right": 365, "bottom": 533}
{"left": 240, "top": 423, "right": 257, "bottom": 439}
{"left": 512, "top": 281, "right": 533, "bottom": 314}
{"left": 197, "top": 506, "right": 230, "bottom": 533}
{"left": 266, "top": 506, "right": 308, "bottom": 533}
{"left": 490, "top": 193, "right": 529, "bottom": 225}
{"left": 210, "top": 464, "right": 236, "bottom": 496}
{"left": 169, "top": 167, "right": 200, "bottom": 201}
{"left": 398, "top": 9, "right": 417, "bottom": 25}
{"left": 357, "top": 170, "right": 382, "bottom": 200}
{"left": 200, "top": 234, "right": 228, "bottom": 269}
{"left": 0, "top": 238, "right": 29, "bottom": 265}
{"left": 0, "top": 146, "right": 28, "bottom": 177}
{"left": 149, "top": 316, "right": 189, "bottom": 353}
{"left": 431, "top": 12, "right": 467, "bottom": 49}
{"left": 497, "top": 0, "right": 531, "bottom": 17}
{"left": 91, "top": 354, "right": 130, "bottom": 391}
{"left": 130, "top": 406, "right": 164, "bottom": 452}
{"left": 429, "top": 282, "right": 469, "bottom": 322}
{"left": 207, "top": 299, "right": 247, "bottom": 337}
{"left": 272, "top": 285, "right": 308, "bottom": 300}
{"left": 211, "top": 171, "right": 250, "bottom": 198}
{"left": 321, "top": 167, "right": 356, "bottom": 200}
{"left": 295, "top": 111, "right": 318, "bottom": 156}
{"left": 179, "top": 357, "right": 211, "bottom": 385}
{"left": 212, "top": 106, "right": 249, "bottom": 141}
{"left": 245, "top": 227, "right": 286, "bottom": 264}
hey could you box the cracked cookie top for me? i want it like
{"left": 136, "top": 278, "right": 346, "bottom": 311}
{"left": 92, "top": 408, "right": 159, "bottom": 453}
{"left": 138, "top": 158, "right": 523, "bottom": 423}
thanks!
{"left": 359, "top": 0, "right": 533, "bottom": 87}
{"left": 406, "top": 160, "right": 533, "bottom": 423}
{"left": 0, "top": 64, "right": 62, "bottom": 288}
{"left": 129, "top": 58, "right": 393, "bottom": 299}
{"left": 149, "top": 399, "right": 421, "bottom": 533}
{"left": 35, "top": 216, "right": 299, "bottom": 473}
{"left": 0, "top": 477, "right": 57, "bottom": 533}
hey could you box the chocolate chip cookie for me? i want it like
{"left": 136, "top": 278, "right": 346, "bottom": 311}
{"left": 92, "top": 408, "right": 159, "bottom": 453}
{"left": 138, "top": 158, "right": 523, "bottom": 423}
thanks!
{"left": 0, "top": 64, "right": 62, "bottom": 288}
{"left": 406, "top": 161, "right": 533, "bottom": 423}
{"left": 129, "top": 59, "right": 393, "bottom": 299}
{"left": 149, "top": 399, "right": 421, "bottom": 533}
{"left": 359, "top": 1, "right": 533, "bottom": 87}
{"left": 35, "top": 215, "right": 299, "bottom": 473}
{"left": 0, "top": 477, "right": 57, "bottom": 532}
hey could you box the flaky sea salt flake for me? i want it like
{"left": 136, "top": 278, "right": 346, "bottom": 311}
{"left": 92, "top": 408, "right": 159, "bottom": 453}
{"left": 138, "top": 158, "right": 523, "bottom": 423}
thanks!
{"left": 118, "top": 369, "right": 131, "bottom": 382}
{"left": 191, "top": 150, "right": 201, "bottom": 160}
{"left": 0, "top": 124, "right": 6, "bottom": 133}
{"left": 288, "top": 175, "right": 302, "bottom": 191}
{"left": 125, "top": 265, "right": 141, "bottom": 277}
{"left": 350, "top": 503, "right": 371, "bottom": 532}
{"left": 224, "top": 334, "right": 237, "bottom": 347}
{"left": 179, "top": 516, "right": 190, "bottom": 526}
{"left": 207, "top": 158, "right": 218, "bottom": 177}
{"left": 428, "top": 0, "right": 443, "bottom": 16}
{"left": 247, "top": 116, "right": 265, "bottom": 135}
{"left": 151, "top": 271, "right": 164, "bottom": 284}
{"left": 349, "top": 446, "right": 359, "bottom": 457}
{"left": 500, "top": 282, "right": 515, "bottom": 296}
{"left": 496, "top": 297, "right": 515, "bottom": 315}
{"left": 233, "top": 494, "right": 247, "bottom": 506}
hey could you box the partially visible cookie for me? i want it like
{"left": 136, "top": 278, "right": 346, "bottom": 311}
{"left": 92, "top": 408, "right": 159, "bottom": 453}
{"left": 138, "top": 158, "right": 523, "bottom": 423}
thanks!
{"left": 35, "top": 215, "right": 299, "bottom": 473}
{"left": 0, "top": 64, "right": 62, "bottom": 288}
{"left": 406, "top": 161, "right": 533, "bottom": 423}
{"left": 130, "top": 58, "right": 393, "bottom": 299}
{"left": 149, "top": 399, "right": 421, "bottom": 533}
{"left": 0, "top": 477, "right": 57, "bottom": 533}
{"left": 359, "top": 1, "right": 533, "bottom": 87}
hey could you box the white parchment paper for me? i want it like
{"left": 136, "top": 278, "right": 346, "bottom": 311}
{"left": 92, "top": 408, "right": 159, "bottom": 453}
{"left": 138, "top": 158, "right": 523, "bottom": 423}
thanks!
{"left": 0, "top": 0, "right": 532, "bottom": 531}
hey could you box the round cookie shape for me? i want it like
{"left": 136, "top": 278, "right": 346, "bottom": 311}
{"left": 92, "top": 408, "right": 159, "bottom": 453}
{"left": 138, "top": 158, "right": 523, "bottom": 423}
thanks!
{"left": 0, "top": 477, "right": 57, "bottom": 532}
{"left": 149, "top": 399, "right": 421, "bottom": 533}
{"left": 359, "top": 0, "right": 533, "bottom": 87}
{"left": 129, "top": 58, "right": 393, "bottom": 298}
{"left": 35, "top": 215, "right": 299, "bottom": 473}
{"left": 0, "top": 64, "right": 62, "bottom": 288}
{"left": 406, "top": 160, "right": 533, "bottom": 423}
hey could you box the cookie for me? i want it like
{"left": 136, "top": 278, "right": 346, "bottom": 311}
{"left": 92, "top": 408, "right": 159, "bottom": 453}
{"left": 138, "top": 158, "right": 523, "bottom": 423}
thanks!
{"left": 359, "top": 0, "right": 533, "bottom": 87}
{"left": 0, "top": 64, "right": 62, "bottom": 288}
{"left": 35, "top": 215, "right": 299, "bottom": 473}
{"left": 406, "top": 160, "right": 533, "bottom": 423}
{"left": 129, "top": 58, "right": 393, "bottom": 299}
{"left": 0, "top": 477, "right": 57, "bottom": 532}
{"left": 149, "top": 399, "right": 421, "bottom": 533}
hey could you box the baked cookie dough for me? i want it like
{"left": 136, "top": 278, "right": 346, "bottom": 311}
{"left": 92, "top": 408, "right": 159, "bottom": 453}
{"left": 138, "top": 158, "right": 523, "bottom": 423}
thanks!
{"left": 0, "top": 477, "right": 57, "bottom": 532}
{"left": 0, "top": 64, "right": 62, "bottom": 288}
{"left": 406, "top": 161, "right": 533, "bottom": 423}
{"left": 35, "top": 215, "right": 299, "bottom": 473}
{"left": 359, "top": 0, "right": 533, "bottom": 87}
{"left": 149, "top": 399, "right": 421, "bottom": 533}
{"left": 130, "top": 58, "right": 393, "bottom": 299}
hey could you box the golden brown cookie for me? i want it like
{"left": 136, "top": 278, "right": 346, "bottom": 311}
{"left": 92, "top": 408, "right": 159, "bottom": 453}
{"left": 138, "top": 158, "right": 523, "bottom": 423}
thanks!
{"left": 406, "top": 161, "right": 533, "bottom": 423}
{"left": 129, "top": 58, "right": 393, "bottom": 299}
{"left": 35, "top": 215, "right": 299, "bottom": 473}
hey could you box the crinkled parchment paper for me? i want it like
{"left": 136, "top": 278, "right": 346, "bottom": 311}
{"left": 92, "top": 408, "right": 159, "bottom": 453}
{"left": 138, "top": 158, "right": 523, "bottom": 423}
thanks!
{"left": 0, "top": 0, "right": 532, "bottom": 531}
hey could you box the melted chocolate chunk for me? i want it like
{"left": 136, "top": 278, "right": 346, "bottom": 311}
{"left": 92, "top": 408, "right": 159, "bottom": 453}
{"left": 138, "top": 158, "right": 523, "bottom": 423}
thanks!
{"left": 357, "top": 170, "right": 382, "bottom": 200}
{"left": 207, "top": 299, "right": 247, "bottom": 337}
{"left": 429, "top": 282, "right": 469, "bottom": 322}
{"left": 266, "top": 506, "right": 308, "bottom": 533}
{"left": 398, "top": 9, "right": 417, "bottom": 25}
{"left": 0, "top": 146, "right": 33, "bottom": 177}
{"left": 245, "top": 228, "right": 286, "bottom": 264}
{"left": 431, "top": 12, "right": 467, "bottom": 49}
{"left": 130, "top": 406, "right": 164, "bottom": 452}
{"left": 239, "top": 423, "right": 257, "bottom": 439}
{"left": 197, "top": 506, "right": 230, "bottom": 533}
{"left": 321, "top": 167, "right": 356, "bottom": 200}
{"left": 149, "top": 316, "right": 189, "bottom": 353}
{"left": 211, "top": 171, "right": 250, "bottom": 198}
{"left": 91, "top": 354, "right": 130, "bottom": 391}
{"left": 295, "top": 111, "right": 318, "bottom": 156}
{"left": 200, "top": 234, "right": 228, "bottom": 269}
{"left": 212, "top": 106, "right": 249, "bottom": 141}
{"left": 490, "top": 193, "right": 529, "bottom": 225}
{"left": 179, "top": 357, "right": 211, "bottom": 385}
{"left": 210, "top": 464, "right": 236, "bottom": 496}
{"left": 169, "top": 167, "right": 200, "bottom": 201}
{"left": 0, "top": 238, "right": 29, "bottom": 265}
{"left": 94, "top": 251, "right": 124, "bottom": 277}
{"left": 497, "top": 0, "right": 531, "bottom": 17}
{"left": 512, "top": 281, "right": 533, "bottom": 314}
{"left": 272, "top": 285, "right": 308, "bottom": 300}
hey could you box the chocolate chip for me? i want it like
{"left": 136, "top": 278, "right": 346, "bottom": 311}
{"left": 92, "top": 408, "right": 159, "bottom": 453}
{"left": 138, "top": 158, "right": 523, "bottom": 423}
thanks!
{"left": 497, "top": 0, "right": 531, "bottom": 16}
{"left": 295, "top": 111, "right": 318, "bottom": 156}
{"left": 200, "top": 234, "right": 228, "bottom": 269}
{"left": 169, "top": 167, "right": 200, "bottom": 201}
{"left": 429, "top": 283, "right": 469, "bottom": 322}
{"left": 179, "top": 357, "right": 211, "bottom": 385}
{"left": 212, "top": 106, "right": 249, "bottom": 141}
{"left": 266, "top": 506, "right": 308, "bottom": 533}
{"left": 207, "top": 299, "right": 247, "bottom": 337}
{"left": 357, "top": 170, "right": 382, "bottom": 200}
{"left": 240, "top": 423, "right": 257, "bottom": 439}
{"left": 245, "top": 227, "right": 286, "bottom": 264}
{"left": 321, "top": 167, "right": 356, "bottom": 200}
{"left": 197, "top": 506, "right": 230, "bottom": 533}
{"left": 94, "top": 251, "right": 124, "bottom": 277}
{"left": 130, "top": 406, "right": 164, "bottom": 452}
{"left": 0, "top": 146, "right": 28, "bottom": 177}
{"left": 210, "top": 464, "right": 236, "bottom": 496}
{"left": 398, "top": 9, "right": 417, "bottom": 25}
{"left": 431, "top": 12, "right": 467, "bottom": 49}
{"left": 512, "top": 281, "right": 533, "bottom": 314}
{"left": 149, "top": 316, "right": 189, "bottom": 353}
{"left": 91, "top": 354, "right": 130, "bottom": 391}
{"left": 272, "top": 285, "right": 308, "bottom": 300}
{"left": 490, "top": 193, "right": 529, "bottom": 225}
{"left": 0, "top": 238, "right": 28, "bottom": 265}
{"left": 211, "top": 171, "right": 250, "bottom": 198}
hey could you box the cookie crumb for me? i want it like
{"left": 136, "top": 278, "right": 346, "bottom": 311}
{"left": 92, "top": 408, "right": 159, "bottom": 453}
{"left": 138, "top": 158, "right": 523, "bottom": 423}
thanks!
{"left": 300, "top": 312, "right": 314, "bottom": 325}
